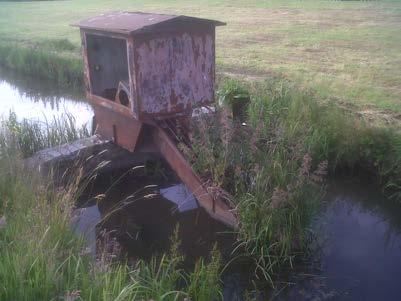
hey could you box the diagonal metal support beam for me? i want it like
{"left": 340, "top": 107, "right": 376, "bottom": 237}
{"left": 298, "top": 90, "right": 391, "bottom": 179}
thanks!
{"left": 152, "top": 126, "right": 237, "bottom": 229}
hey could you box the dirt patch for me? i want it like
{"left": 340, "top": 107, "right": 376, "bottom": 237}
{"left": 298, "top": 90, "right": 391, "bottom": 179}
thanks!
{"left": 331, "top": 97, "right": 401, "bottom": 126}
{"left": 223, "top": 34, "right": 283, "bottom": 48}
{"left": 217, "top": 65, "right": 282, "bottom": 82}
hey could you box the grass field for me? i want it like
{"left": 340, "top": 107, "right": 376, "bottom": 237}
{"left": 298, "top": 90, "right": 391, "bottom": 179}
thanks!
{"left": 0, "top": 0, "right": 401, "bottom": 115}
{"left": 2, "top": 2, "right": 401, "bottom": 298}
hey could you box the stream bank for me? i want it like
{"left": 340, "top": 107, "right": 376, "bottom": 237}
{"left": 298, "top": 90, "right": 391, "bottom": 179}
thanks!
{"left": 2, "top": 69, "right": 401, "bottom": 300}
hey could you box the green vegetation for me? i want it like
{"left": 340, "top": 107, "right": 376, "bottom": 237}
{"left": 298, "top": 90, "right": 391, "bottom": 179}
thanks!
{"left": 0, "top": 112, "right": 90, "bottom": 157}
{"left": 0, "top": 0, "right": 400, "bottom": 113}
{"left": 0, "top": 42, "right": 82, "bottom": 88}
{"left": 184, "top": 78, "right": 401, "bottom": 282}
{"left": 1, "top": 80, "right": 401, "bottom": 298}
{"left": 1, "top": 0, "right": 401, "bottom": 297}
{"left": 0, "top": 115, "right": 222, "bottom": 300}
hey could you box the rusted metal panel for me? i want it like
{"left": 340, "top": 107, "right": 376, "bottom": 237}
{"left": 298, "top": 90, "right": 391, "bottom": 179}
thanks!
{"left": 171, "top": 30, "right": 215, "bottom": 111}
{"left": 74, "top": 12, "right": 236, "bottom": 228}
{"left": 88, "top": 94, "right": 132, "bottom": 118}
{"left": 134, "top": 35, "right": 172, "bottom": 118}
{"left": 127, "top": 36, "right": 137, "bottom": 119}
{"left": 92, "top": 104, "right": 142, "bottom": 152}
{"left": 72, "top": 11, "right": 225, "bottom": 35}
{"left": 134, "top": 29, "right": 215, "bottom": 118}
{"left": 81, "top": 31, "right": 92, "bottom": 94}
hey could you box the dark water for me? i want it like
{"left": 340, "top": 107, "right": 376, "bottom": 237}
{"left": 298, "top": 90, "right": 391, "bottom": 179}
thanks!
{"left": 273, "top": 179, "right": 401, "bottom": 301}
{"left": 71, "top": 167, "right": 234, "bottom": 264}
{"left": 72, "top": 173, "right": 401, "bottom": 301}
{"left": 2, "top": 71, "right": 401, "bottom": 300}
{"left": 0, "top": 69, "right": 234, "bottom": 263}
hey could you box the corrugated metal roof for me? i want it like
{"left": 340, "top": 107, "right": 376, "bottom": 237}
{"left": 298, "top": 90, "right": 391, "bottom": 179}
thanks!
{"left": 72, "top": 11, "right": 225, "bottom": 35}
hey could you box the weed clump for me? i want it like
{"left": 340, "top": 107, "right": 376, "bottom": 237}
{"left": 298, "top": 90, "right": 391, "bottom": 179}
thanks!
{"left": 0, "top": 112, "right": 90, "bottom": 157}
{"left": 0, "top": 113, "right": 223, "bottom": 300}
{"left": 186, "top": 78, "right": 401, "bottom": 283}
{"left": 0, "top": 42, "right": 83, "bottom": 88}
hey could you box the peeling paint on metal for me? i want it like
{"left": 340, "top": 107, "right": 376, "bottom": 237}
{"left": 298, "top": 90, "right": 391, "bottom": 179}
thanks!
{"left": 135, "top": 31, "right": 214, "bottom": 116}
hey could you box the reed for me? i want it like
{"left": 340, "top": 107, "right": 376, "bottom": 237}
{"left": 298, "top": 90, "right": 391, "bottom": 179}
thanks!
{"left": 0, "top": 114, "right": 223, "bottom": 300}
{"left": 2, "top": 76, "right": 401, "bottom": 297}
{"left": 0, "top": 112, "right": 90, "bottom": 157}
{"left": 187, "top": 77, "right": 401, "bottom": 284}
{"left": 0, "top": 42, "right": 83, "bottom": 88}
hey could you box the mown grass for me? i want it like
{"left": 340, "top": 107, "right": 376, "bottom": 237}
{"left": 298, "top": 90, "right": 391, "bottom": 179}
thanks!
{"left": 184, "top": 77, "right": 401, "bottom": 283}
{"left": 0, "top": 114, "right": 223, "bottom": 300}
{"left": 0, "top": 0, "right": 400, "bottom": 113}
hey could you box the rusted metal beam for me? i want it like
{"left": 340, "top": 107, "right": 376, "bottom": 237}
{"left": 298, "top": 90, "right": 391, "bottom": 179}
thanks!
{"left": 152, "top": 125, "right": 237, "bottom": 229}
{"left": 88, "top": 94, "right": 132, "bottom": 118}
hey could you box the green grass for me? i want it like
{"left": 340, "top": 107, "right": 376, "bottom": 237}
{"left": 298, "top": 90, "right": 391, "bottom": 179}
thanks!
{"left": 0, "top": 0, "right": 400, "bottom": 113}
{"left": 0, "top": 42, "right": 82, "bottom": 88}
{"left": 0, "top": 114, "right": 223, "bottom": 301}
{"left": 0, "top": 112, "right": 90, "bottom": 157}
{"left": 1, "top": 0, "right": 401, "bottom": 294}
{"left": 1, "top": 80, "right": 401, "bottom": 298}
{"left": 184, "top": 77, "right": 401, "bottom": 283}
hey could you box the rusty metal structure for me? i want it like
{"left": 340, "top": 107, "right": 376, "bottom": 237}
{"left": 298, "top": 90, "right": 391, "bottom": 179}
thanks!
{"left": 73, "top": 12, "right": 237, "bottom": 228}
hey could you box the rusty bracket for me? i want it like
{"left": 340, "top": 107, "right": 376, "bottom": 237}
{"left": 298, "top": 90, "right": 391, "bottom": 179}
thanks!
{"left": 152, "top": 124, "right": 237, "bottom": 229}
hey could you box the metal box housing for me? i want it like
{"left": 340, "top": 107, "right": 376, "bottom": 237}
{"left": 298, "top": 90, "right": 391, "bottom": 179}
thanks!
{"left": 74, "top": 11, "right": 225, "bottom": 121}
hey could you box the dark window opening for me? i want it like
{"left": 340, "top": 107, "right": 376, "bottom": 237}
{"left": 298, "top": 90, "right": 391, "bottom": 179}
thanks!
{"left": 86, "top": 34, "right": 130, "bottom": 102}
{"left": 118, "top": 90, "right": 130, "bottom": 107}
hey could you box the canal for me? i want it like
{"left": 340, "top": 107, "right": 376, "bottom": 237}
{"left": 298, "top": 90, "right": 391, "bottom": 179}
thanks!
{"left": 2, "top": 69, "right": 401, "bottom": 300}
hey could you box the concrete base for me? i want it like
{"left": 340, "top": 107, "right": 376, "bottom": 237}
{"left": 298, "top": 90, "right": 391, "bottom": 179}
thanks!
{"left": 24, "top": 135, "right": 160, "bottom": 182}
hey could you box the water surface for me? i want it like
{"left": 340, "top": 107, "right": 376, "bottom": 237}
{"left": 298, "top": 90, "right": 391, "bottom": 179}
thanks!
{"left": 3, "top": 70, "right": 401, "bottom": 300}
{"left": 274, "top": 179, "right": 401, "bottom": 301}
{"left": 0, "top": 68, "right": 93, "bottom": 127}
{"left": 72, "top": 168, "right": 234, "bottom": 263}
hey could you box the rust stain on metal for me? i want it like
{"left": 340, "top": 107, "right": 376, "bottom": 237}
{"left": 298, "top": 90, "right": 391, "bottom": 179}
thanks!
{"left": 73, "top": 12, "right": 236, "bottom": 228}
{"left": 134, "top": 31, "right": 214, "bottom": 116}
{"left": 152, "top": 125, "right": 237, "bottom": 228}
{"left": 72, "top": 11, "right": 225, "bottom": 35}
{"left": 92, "top": 104, "right": 142, "bottom": 152}
{"left": 81, "top": 32, "right": 92, "bottom": 94}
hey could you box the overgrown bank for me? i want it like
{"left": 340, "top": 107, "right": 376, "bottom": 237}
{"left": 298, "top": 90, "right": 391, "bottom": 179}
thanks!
{"left": 1, "top": 66, "right": 401, "bottom": 299}
{"left": 0, "top": 115, "right": 222, "bottom": 300}
{"left": 184, "top": 78, "right": 401, "bottom": 282}
{"left": 0, "top": 42, "right": 83, "bottom": 88}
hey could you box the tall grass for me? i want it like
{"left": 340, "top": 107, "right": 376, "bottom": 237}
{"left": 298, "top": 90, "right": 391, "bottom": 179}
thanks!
{"left": 0, "top": 42, "right": 83, "bottom": 88}
{"left": 2, "top": 77, "right": 401, "bottom": 297}
{"left": 0, "top": 112, "right": 90, "bottom": 157}
{"left": 186, "top": 77, "right": 401, "bottom": 284}
{"left": 0, "top": 114, "right": 223, "bottom": 300}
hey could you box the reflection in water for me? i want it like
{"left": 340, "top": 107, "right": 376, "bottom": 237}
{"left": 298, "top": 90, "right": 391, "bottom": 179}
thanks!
{"left": 0, "top": 68, "right": 93, "bottom": 128}
{"left": 160, "top": 183, "right": 198, "bottom": 212}
{"left": 6, "top": 70, "right": 401, "bottom": 300}
{"left": 73, "top": 174, "right": 401, "bottom": 300}
{"left": 71, "top": 205, "right": 101, "bottom": 258}
{"left": 74, "top": 167, "right": 234, "bottom": 265}
{"left": 72, "top": 184, "right": 200, "bottom": 258}
{"left": 274, "top": 179, "right": 401, "bottom": 301}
